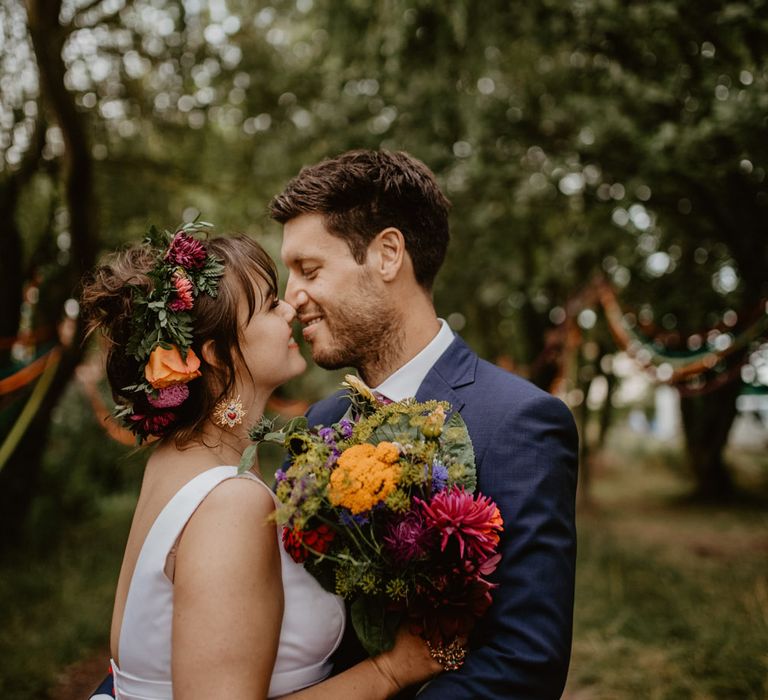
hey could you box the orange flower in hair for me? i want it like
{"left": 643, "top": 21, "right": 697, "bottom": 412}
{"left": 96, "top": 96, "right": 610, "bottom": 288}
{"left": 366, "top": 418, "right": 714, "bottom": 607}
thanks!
{"left": 145, "top": 345, "right": 201, "bottom": 389}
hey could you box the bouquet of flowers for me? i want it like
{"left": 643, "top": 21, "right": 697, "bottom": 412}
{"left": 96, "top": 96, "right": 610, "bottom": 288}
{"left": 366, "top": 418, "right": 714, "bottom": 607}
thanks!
{"left": 240, "top": 376, "right": 503, "bottom": 664}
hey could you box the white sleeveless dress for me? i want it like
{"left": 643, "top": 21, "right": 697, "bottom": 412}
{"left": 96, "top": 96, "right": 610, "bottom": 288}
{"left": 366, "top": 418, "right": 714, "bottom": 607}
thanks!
{"left": 110, "top": 466, "right": 346, "bottom": 699}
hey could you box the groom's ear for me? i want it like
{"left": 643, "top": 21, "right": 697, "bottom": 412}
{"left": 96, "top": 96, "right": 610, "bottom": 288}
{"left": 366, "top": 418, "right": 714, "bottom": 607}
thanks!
{"left": 372, "top": 227, "right": 405, "bottom": 282}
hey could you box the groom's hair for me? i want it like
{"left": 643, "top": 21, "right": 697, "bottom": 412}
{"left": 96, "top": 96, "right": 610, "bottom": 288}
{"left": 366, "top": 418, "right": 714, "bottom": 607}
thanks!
{"left": 269, "top": 149, "right": 451, "bottom": 290}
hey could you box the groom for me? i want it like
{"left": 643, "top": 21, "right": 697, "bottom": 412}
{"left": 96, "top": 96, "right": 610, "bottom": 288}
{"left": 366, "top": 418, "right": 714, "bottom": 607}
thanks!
{"left": 272, "top": 149, "right": 578, "bottom": 699}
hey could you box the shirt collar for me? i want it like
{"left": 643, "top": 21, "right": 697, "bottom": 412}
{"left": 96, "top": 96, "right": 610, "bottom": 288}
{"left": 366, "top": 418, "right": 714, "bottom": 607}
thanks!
{"left": 372, "top": 319, "right": 455, "bottom": 402}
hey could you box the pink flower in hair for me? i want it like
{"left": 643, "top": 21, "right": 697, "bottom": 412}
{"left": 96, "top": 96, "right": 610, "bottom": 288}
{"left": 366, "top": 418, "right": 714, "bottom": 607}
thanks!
{"left": 169, "top": 272, "right": 194, "bottom": 312}
{"left": 165, "top": 230, "right": 207, "bottom": 269}
{"left": 147, "top": 383, "right": 190, "bottom": 408}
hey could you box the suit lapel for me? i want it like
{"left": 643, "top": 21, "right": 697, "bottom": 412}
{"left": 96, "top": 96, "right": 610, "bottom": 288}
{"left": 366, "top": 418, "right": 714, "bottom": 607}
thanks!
{"left": 414, "top": 334, "right": 477, "bottom": 412}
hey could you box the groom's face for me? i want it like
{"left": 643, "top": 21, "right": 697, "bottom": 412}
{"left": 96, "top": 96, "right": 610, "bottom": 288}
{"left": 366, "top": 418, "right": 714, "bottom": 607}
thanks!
{"left": 281, "top": 213, "right": 399, "bottom": 373}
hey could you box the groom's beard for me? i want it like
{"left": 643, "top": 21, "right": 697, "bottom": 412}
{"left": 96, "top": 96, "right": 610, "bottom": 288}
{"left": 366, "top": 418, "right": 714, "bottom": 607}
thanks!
{"left": 310, "top": 280, "right": 403, "bottom": 383}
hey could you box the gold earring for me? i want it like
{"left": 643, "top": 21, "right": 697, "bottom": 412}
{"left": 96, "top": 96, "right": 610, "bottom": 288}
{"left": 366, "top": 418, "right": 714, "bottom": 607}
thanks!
{"left": 213, "top": 395, "right": 247, "bottom": 428}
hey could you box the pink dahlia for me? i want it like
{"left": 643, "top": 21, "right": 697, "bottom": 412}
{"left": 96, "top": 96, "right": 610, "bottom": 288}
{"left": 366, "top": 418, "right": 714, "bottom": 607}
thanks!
{"left": 416, "top": 487, "right": 503, "bottom": 562}
{"left": 165, "top": 231, "right": 207, "bottom": 269}
{"left": 147, "top": 383, "right": 190, "bottom": 408}
{"left": 168, "top": 272, "right": 194, "bottom": 311}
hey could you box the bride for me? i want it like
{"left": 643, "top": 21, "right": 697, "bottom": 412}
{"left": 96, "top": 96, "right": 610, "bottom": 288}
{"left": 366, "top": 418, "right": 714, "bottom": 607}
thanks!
{"left": 81, "top": 226, "right": 439, "bottom": 699}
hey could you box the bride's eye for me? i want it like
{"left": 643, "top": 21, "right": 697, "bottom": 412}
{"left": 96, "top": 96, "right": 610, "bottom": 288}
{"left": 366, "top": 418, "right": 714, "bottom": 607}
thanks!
{"left": 269, "top": 298, "right": 280, "bottom": 310}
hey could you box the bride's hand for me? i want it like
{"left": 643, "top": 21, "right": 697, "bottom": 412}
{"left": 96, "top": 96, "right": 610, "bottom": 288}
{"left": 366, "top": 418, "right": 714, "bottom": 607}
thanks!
{"left": 370, "top": 627, "right": 444, "bottom": 693}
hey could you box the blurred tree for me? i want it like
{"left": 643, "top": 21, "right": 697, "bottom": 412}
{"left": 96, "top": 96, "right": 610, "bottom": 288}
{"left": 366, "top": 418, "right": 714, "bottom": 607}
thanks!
{"left": 0, "top": 0, "right": 99, "bottom": 550}
{"left": 534, "top": 0, "right": 768, "bottom": 498}
{"left": 2, "top": 0, "right": 766, "bottom": 530}
{"left": 306, "top": 0, "right": 768, "bottom": 499}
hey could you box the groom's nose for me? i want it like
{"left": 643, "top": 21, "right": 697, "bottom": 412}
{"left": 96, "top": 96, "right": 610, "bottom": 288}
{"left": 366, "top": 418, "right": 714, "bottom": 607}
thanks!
{"left": 285, "top": 273, "right": 308, "bottom": 309}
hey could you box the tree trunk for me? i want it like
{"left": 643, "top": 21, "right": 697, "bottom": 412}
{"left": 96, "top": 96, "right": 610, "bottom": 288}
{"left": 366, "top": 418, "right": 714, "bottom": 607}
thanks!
{"left": 596, "top": 369, "right": 617, "bottom": 450}
{"left": 576, "top": 373, "right": 593, "bottom": 507}
{"left": 0, "top": 0, "right": 97, "bottom": 552}
{"left": 679, "top": 373, "right": 743, "bottom": 501}
{"left": 0, "top": 119, "right": 46, "bottom": 363}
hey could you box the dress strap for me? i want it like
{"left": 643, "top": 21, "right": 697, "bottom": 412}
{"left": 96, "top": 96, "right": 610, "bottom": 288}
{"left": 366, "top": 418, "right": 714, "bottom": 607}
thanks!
{"left": 138, "top": 466, "right": 246, "bottom": 570}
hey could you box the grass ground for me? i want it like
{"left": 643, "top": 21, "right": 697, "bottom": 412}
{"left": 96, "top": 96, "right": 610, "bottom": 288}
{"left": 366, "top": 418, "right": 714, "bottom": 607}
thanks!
{"left": 0, "top": 428, "right": 766, "bottom": 699}
{"left": 565, "top": 431, "right": 768, "bottom": 699}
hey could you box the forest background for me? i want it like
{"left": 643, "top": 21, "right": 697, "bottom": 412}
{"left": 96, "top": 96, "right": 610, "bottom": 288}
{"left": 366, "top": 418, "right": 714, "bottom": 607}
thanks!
{"left": 1, "top": 1, "right": 767, "bottom": 698}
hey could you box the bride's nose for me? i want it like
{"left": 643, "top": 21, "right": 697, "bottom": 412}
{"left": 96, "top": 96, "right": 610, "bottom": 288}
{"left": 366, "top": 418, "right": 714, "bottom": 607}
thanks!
{"left": 279, "top": 300, "right": 297, "bottom": 323}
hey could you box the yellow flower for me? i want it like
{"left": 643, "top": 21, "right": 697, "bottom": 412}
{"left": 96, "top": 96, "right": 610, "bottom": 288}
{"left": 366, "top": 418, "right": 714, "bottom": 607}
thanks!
{"left": 329, "top": 442, "right": 401, "bottom": 514}
{"left": 145, "top": 345, "right": 201, "bottom": 389}
{"left": 422, "top": 405, "right": 447, "bottom": 438}
{"left": 342, "top": 374, "right": 377, "bottom": 402}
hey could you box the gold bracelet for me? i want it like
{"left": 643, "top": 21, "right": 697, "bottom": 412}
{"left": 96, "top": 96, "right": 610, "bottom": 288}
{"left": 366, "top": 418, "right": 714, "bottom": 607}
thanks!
{"left": 426, "top": 639, "right": 467, "bottom": 671}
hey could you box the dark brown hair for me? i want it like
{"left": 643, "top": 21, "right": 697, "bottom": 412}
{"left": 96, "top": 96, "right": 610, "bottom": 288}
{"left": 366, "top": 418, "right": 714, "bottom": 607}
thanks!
{"left": 81, "top": 234, "right": 277, "bottom": 446}
{"left": 269, "top": 149, "right": 451, "bottom": 290}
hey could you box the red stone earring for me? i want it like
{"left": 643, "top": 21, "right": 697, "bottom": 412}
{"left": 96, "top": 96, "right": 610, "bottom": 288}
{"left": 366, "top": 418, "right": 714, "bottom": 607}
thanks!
{"left": 213, "top": 395, "right": 247, "bottom": 428}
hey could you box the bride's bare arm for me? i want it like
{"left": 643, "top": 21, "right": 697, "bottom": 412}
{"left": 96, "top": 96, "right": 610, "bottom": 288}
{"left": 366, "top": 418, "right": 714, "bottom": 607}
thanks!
{"left": 278, "top": 627, "right": 443, "bottom": 699}
{"left": 172, "top": 478, "right": 283, "bottom": 700}
{"left": 170, "top": 477, "right": 440, "bottom": 700}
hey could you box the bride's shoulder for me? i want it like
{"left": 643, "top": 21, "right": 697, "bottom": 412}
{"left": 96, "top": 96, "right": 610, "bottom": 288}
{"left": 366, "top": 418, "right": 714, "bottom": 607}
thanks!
{"left": 197, "top": 473, "right": 276, "bottom": 523}
{"left": 175, "top": 474, "right": 279, "bottom": 576}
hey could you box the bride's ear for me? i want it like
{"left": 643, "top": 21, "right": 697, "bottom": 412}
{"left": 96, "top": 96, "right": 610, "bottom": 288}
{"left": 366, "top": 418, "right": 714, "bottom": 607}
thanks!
{"left": 200, "top": 339, "right": 220, "bottom": 368}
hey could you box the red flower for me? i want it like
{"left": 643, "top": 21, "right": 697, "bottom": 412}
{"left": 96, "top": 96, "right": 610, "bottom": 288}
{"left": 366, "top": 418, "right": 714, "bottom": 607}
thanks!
{"left": 128, "top": 409, "right": 177, "bottom": 437}
{"left": 282, "top": 523, "right": 336, "bottom": 563}
{"left": 169, "top": 272, "right": 194, "bottom": 311}
{"left": 416, "top": 486, "right": 503, "bottom": 562}
{"left": 409, "top": 572, "right": 498, "bottom": 646}
{"left": 165, "top": 231, "right": 207, "bottom": 269}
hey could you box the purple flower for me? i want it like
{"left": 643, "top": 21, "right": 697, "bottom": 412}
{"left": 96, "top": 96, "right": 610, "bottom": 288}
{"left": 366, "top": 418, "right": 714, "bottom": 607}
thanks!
{"left": 165, "top": 231, "right": 207, "bottom": 269}
{"left": 429, "top": 461, "right": 450, "bottom": 493}
{"left": 339, "top": 509, "right": 369, "bottom": 527}
{"left": 382, "top": 510, "right": 435, "bottom": 566}
{"left": 274, "top": 468, "right": 287, "bottom": 484}
{"left": 338, "top": 419, "right": 354, "bottom": 439}
{"left": 318, "top": 426, "right": 337, "bottom": 445}
{"left": 324, "top": 447, "right": 341, "bottom": 468}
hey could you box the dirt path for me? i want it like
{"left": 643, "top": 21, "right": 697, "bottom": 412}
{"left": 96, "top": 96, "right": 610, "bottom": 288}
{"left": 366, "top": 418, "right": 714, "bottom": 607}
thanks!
{"left": 48, "top": 648, "right": 109, "bottom": 700}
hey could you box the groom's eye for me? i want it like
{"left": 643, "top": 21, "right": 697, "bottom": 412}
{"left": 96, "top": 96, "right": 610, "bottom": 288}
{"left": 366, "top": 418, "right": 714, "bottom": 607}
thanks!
{"left": 302, "top": 267, "right": 318, "bottom": 279}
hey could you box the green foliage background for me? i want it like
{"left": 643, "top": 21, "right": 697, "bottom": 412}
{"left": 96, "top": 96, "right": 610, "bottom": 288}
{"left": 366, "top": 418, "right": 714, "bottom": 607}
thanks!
{"left": 1, "top": 1, "right": 767, "bottom": 697}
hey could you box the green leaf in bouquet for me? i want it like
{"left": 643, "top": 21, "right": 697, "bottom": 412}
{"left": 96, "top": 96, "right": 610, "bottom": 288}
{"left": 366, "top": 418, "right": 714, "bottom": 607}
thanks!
{"left": 440, "top": 412, "right": 477, "bottom": 491}
{"left": 247, "top": 415, "right": 309, "bottom": 446}
{"left": 369, "top": 418, "right": 421, "bottom": 446}
{"left": 350, "top": 597, "right": 401, "bottom": 656}
{"left": 238, "top": 444, "right": 258, "bottom": 474}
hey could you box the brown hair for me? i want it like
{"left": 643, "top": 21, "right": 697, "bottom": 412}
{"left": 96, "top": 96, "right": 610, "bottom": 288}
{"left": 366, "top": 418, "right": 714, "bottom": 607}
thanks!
{"left": 81, "top": 234, "right": 277, "bottom": 446}
{"left": 269, "top": 149, "right": 451, "bottom": 290}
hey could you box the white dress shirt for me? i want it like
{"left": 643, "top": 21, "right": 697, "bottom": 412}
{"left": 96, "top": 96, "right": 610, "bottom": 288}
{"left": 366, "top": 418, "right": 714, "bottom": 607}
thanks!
{"left": 371, "top": 319, "right": 455, "bottom": 401}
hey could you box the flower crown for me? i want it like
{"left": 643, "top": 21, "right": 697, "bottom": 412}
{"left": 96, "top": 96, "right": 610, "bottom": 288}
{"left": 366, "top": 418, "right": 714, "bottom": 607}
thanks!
{"left": 115, "top": 220, "right": 224, "bottom": 442}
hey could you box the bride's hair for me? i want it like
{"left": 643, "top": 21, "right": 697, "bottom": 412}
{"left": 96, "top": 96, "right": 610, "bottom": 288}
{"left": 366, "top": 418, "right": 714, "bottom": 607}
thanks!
{"left": 81, "top": 234, "right": 277, "bottom": 445}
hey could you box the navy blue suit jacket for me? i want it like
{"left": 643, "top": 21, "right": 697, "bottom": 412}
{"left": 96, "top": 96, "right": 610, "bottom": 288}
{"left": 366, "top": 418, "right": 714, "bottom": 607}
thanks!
{"left": 307, "top": 335, "right": 578, "bottom": 699}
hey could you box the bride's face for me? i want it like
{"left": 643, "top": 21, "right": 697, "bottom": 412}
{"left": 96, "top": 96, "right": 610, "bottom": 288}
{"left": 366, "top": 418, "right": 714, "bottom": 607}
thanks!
{"left": 235, "top": 280, "right": 306, "bottom": 394}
